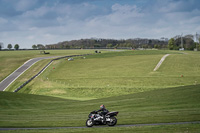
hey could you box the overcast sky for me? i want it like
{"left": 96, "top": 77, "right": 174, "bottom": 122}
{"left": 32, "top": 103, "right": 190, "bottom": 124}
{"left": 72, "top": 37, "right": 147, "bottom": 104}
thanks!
{"left": 0, "top": 0, "right": 200, "bottom": 48}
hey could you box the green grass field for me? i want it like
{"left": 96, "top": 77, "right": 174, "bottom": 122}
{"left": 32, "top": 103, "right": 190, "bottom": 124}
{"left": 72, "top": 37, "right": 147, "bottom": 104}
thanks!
{"left": 2, "top": 124, "right": 200, "bottom": 133}
{"left": 9, "top": 50, "right": 200, "bottom": 100}
{"left": 1, "top": 84, "right": 200, "bottom": 132}
{"left": 1, "top": 124, "right": 200, "bottom": 133}
{"left": 1, "top": 50, "right": 200, "bottom": 132}
{"left": 0, "top": 50, "right": 95, "bottom": 82}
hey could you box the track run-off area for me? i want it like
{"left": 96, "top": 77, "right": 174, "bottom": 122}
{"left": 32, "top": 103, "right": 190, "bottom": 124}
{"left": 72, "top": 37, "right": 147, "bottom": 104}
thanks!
{"left": 0, "top": 54, "right": 92, "bottom": 92}
{"left": 0, "top": 121, "right": 200, "bottom": 131}
{"left": 0, "top": 56, "right": 64, "bottom": 91}
{"left": 0, "top": 53, "right": 170, "bottom": 91}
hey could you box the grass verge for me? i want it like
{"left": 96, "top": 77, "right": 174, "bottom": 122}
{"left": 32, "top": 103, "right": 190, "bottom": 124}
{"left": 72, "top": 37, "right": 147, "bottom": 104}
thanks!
{"left": 1, "top": 84, "right": 200, "bottom": 128}
{"left": 1, "top": 124, "right": 200, "bottom": 133}
{"left": 0, "top": 49, "right": 95, "bottom": 82}
{"left": 17, "top": 50, "right": 200, "bottom": 100}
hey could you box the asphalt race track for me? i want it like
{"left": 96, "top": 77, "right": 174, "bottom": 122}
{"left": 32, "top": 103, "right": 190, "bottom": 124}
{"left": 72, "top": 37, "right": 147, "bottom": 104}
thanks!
{"left": 0, "top": 56, "right": 61, "bottom": 91}
{"left": 0, "top": 121, "right": 200, "bottom": 131}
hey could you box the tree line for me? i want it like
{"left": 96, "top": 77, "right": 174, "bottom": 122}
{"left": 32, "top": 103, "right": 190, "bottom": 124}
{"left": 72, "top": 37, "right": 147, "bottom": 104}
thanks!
{"left": 1, "top": 33, "right": 199, "bottom": 51}
{"left": 168, "top": 34, "right": 200, "bottom": 50}
{"left": 0, "top": 43, "right": 20, "bottom": 50}
{"left": 42, "top": 34, "right": 199, "bottom": 50}
{"left": 35, "top": 34, "right": 199, "bottom": 50}
{"left": 43, "top": 38, "right": 169, "bottom": 49}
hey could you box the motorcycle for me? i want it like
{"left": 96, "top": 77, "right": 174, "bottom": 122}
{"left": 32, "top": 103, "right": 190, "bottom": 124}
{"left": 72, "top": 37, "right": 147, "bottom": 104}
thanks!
{"left": 86, "top": 110, "right": 119, "bottom": 127}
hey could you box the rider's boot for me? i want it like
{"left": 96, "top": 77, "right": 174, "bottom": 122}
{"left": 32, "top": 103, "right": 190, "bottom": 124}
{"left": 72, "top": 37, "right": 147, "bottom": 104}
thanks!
{"left": 102, "top": 116, "right": 106, "bottom": 124}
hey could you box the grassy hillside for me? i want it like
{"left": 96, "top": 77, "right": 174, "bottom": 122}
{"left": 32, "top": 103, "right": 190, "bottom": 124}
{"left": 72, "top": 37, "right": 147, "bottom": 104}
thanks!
{"left": 1, "top": 84, "right": 200, "bottom": 132}
{"left": 1, "top": 50, "right": 200, "bottom": 132}
{"left": 5, "top": 59, "right": 52, "bottom": 92}
{"left": 0, "top": 50, "right": 94, "bottom": 82}
{"left": 2, "top": 124, "right": 200, "bottom": 133}
{"left": 15, "top": 50, "right": 200, "bottom": 100}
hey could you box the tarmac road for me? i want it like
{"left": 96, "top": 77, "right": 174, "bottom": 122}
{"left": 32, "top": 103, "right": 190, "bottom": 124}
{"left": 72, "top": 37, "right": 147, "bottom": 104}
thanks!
{"left": 0, "top": 121, "right": 199, "bottom": 131}
{"left": 0, "top": 56, "right": 61, "bottom": 91}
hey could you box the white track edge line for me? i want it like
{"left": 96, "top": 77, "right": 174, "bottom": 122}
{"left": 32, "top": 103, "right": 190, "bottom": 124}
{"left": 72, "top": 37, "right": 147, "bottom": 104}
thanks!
{"left": 2, "top": 59, "right": 41, "bottom": 91}
{"left": 36, "top": 61, "right": 53, "bottom": 78}
{"left": 0, "top": 59, "right": 33, "bottom": 86}
{"left": 153, "top": 54, "right": 170, "bottom": 71}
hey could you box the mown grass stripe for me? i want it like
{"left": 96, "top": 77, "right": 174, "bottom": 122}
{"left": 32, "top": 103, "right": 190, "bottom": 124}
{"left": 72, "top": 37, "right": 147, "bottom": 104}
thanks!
{"left": 1, "top": 121, "right": 200, "bottom": 131}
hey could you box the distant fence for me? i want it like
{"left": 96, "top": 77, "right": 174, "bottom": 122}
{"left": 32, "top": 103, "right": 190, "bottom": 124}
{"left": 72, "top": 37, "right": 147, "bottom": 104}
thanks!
{"left": 14, "top": 54, "right": 91, "bottom": 92}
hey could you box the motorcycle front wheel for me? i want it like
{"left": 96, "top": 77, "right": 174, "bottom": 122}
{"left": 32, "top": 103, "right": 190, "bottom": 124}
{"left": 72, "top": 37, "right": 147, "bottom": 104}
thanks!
{"left": 107, "top": 117, "right": 117, "bottom": 126}
{"left": 86, "top": 119, "right": 94, "bottom": 127}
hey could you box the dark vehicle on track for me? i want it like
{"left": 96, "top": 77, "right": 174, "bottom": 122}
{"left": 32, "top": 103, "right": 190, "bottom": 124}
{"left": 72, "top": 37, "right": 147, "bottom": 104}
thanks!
{"left": 86, "top": 110, "right": 119, "bottom": 127}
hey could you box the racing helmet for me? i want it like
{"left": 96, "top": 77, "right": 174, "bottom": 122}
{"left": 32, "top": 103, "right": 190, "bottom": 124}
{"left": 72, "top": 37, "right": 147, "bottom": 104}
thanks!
{"left": 100, "top": 105, "right": 105, "bottom": 109}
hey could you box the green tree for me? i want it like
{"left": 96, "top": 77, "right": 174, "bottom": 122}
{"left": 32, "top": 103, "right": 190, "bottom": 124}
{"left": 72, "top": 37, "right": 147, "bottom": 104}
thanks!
{"left": 0, "top": 42, "right": 3, "bottom": 50}
{"left": 14, "top": 44, "right": 19, "bottom": 50}
{"left": 168, "top": 38, "right": 175, "bottom": 50}
{"left": 60, "top": 44, "right": 64, "bottom": 49}
{"left": 154, "top": 44, "right": 158, "bottom": 49}
{"left": 185, "top": 38, "right": 194, "bottom": 50}
{"left": 142, "top": 44, "right": 148, "bottom": 49}
{"left": 32, "top": 44, "right": 37, "bottom": 49}
{"left": 194, "top": 42, "right": 199, "bottom": 50}
{"left": 106, "top": 43, "right": 113, "bottom": 48}
{"left": 125, "top": 43, "right": 132, "bottom": 47}
{"left": 37, "top": 44, "right": 45, "bottom": 49}
{"left": 198, "top": 44, "right": 200, "bottom": 51}
{"left": 94, "top": 44, "right": 101, "bottom": 47}
{"left": 7, "top": 44, "right": 12, "bottom": 50}
{"left": 199, "top": 38, "right": 200, "bottom": 50}
{"left": 65, "top": 45, "right": 70, "bottom": 49}
{"left": 113, "top": 44, "right": 119, "bottom": 48}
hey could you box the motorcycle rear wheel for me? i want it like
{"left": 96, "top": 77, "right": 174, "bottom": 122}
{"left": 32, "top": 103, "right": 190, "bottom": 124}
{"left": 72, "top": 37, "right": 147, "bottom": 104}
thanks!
{"left": 107, "top": 117, "right": 117, "bottom": 126}
{"left": 86, "top": 119, "right": 94, "bottom": 127}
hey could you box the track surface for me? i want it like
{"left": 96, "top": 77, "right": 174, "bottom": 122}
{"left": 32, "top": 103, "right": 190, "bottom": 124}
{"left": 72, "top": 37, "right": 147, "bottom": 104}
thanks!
{"left": 0, "top": 56, "right": 61, "bottom": 91}
{"left": 0, "top": 121, "right": 200, "bottom": 131}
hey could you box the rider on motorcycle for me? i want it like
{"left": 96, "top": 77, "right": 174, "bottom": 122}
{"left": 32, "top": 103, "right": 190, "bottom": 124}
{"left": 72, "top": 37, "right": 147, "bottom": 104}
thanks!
{"left": 96, "top": 105, "right": 109, "bottom": 124}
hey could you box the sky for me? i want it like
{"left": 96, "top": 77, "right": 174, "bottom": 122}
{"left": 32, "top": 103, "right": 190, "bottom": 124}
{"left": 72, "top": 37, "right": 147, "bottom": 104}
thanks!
{"left": 0, "top": 0, "right": 200, "bottom": 48}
